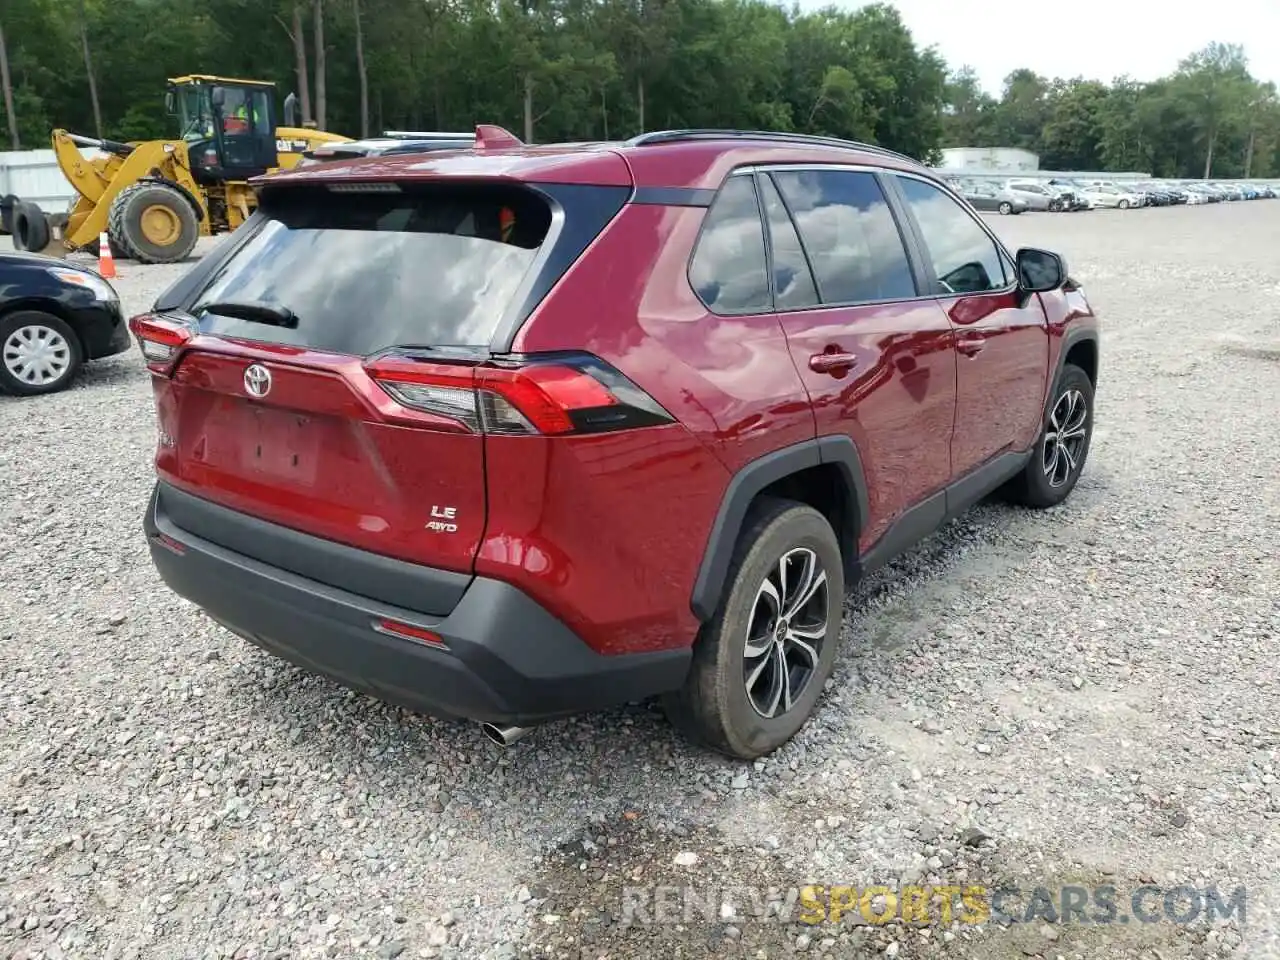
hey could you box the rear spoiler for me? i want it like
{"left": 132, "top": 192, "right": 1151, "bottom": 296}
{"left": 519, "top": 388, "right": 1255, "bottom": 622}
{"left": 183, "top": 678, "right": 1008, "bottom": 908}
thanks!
{"left": 251, "top": 123, "right": 537, "bottom": 192}
{"left": 379, "top": 125, "right": 525, "bottom": 151}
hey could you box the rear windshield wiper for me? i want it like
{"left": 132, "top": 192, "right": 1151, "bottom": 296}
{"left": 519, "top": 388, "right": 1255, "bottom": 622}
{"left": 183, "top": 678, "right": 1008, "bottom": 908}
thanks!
{"left": 199, "top": 300, "right": 299, "bottom": 329}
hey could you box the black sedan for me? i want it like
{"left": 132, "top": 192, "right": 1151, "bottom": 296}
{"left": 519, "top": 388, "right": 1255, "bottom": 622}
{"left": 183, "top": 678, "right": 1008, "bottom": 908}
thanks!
{"left": 0, "top": 251, "right": 127, "bottom": 396}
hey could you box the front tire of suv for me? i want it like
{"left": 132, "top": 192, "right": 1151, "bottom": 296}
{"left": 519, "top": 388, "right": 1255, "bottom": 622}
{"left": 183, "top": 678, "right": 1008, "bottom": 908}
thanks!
{"left": 664, "top": 499, "right": 844, "bottom": 760}
{"left": 1004, "top": 363, "right": 1094, "bottom": 509}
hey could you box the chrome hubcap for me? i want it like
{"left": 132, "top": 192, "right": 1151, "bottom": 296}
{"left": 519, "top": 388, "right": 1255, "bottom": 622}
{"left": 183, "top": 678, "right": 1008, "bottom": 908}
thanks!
{"left": 3, "top": 324, "right": 71, "bottom": 386}
{"left": 1042, "top": 388, "right": 1088, "bottom": 487}
{"left": 744, "top": 547, "right": 829, "bottom": 719}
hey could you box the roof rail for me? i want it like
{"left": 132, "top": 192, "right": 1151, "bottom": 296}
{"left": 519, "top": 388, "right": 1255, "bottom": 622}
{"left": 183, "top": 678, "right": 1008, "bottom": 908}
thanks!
{"left": 381, "top": 130, "right": 474, "bottom": 140}
{"left": 625, "top": 129, "right": 917, "bottom": 164}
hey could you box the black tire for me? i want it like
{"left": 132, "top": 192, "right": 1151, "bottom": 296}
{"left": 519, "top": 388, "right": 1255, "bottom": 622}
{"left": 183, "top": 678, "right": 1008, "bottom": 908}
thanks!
{"left": 12, "top": 201, "right": 51, "bottom": 252}
{"left": 662, "top": 498, "right": 845, "bottom": 760}
{"left": 998, "top": 201, "right": 1012, "bottom": 215}
{"left": 1003, "top": 363, "right": 1094, "bottom": 509}
{"left": 0, "top": 310, "right": 83, "bottom": 396}
{"left": 1118, "top": 199, "right": 1130, "bottom": 210}
{"left": 107, "top": 182, "right": 199, "bottom": 264}
{"left": 0, "top": 194, "right": 17, "bottom": 234}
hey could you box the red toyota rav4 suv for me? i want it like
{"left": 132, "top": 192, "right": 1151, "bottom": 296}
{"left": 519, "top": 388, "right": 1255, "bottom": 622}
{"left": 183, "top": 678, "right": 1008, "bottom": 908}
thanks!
{"left": 131, "top": 126, "right": 1098, "bottom": 760}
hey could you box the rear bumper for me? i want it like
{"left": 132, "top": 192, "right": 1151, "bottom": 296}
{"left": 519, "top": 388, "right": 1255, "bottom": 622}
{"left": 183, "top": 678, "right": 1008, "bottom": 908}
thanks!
{"left": 145, "top": 483, "right": 690, "bottom": 725}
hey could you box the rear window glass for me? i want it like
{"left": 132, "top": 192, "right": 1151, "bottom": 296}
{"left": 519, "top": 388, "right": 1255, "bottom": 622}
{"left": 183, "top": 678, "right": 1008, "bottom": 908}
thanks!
{"left": 190, "top": 182, "right": 551, "bottom": 354}
{"left": 688, "top": 175, "right": 771, "bottom": 314}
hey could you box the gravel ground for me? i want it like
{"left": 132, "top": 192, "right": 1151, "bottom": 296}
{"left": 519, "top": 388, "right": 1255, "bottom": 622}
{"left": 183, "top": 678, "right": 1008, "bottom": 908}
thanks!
{"left": 2, "top": 203, "right": 1279, "bottom": 960}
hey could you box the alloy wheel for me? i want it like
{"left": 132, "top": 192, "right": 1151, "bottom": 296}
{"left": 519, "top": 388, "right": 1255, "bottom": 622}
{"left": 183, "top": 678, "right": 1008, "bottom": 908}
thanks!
{"left": 1042, "top": 388, "right": 1088, "bottom": 487}
{"left": 743, "top": 547, "right": 829, "bottom": 718}
{"left": 3, "top": 323, "right": 72, "bottom": 387}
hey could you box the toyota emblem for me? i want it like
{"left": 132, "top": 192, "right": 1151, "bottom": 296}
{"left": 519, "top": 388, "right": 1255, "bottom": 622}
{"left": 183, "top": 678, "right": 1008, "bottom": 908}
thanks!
{"left": 243, "top": 363, "right": 272, "bottom": 398}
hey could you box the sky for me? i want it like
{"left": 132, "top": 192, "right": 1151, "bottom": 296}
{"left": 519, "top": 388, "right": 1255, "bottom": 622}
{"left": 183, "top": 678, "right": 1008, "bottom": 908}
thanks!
{"left": 804, "top": 0, "right": 1280, "bottom": 95}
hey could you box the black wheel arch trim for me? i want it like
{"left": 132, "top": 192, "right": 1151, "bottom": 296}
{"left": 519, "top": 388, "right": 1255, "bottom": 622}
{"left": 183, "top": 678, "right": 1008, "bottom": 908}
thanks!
{"left": 0, "top": 300, "right": 84, "bottom": 351}
{"left": 1053, "top": 326, "right": 1099, "bottom": 392}
{"left": 690, "top": 435, "right": 869, "bottom": 622}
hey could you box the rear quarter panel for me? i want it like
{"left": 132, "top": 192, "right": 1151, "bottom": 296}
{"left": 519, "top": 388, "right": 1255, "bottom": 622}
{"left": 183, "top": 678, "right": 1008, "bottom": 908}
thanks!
{"left": 509, "top": 201, "right": 819, "bottom": 651}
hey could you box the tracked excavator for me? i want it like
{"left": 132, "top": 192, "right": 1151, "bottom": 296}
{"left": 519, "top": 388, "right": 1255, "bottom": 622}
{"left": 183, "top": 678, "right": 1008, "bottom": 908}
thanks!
{"left": 2, "top": 74, "right": 350, "bottom": 263}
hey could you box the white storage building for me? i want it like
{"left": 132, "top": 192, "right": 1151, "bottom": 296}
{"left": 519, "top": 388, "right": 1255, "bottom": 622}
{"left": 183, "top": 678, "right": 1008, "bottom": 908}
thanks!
{"left": 939, "top": 147, "right": 1040, "bottom": 173}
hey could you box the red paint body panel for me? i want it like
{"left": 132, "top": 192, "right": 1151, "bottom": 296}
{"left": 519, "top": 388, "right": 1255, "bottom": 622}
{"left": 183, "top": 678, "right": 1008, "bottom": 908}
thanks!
{"left": 262, "top": 146, "right": 635, "bottom": 189}
{"left": 478, "top": 425, "right": 728, "bottom": 655}
{"left": 942, "top": 290, "right": 1050, "bottom": 475}
{"left": 514, "top": 204, "right": 818, "bottom": 474}
{"left": 155, "top": 345, "right": 487, "bottom": 574}
{"left": 778, "top": 301, "right": 957, "bottom": 552}
{"left": 263, "top": 140, "right": 917, "bottom": 194}
{"left": 140, "top": 133, "right": 1100, "bottom": 694}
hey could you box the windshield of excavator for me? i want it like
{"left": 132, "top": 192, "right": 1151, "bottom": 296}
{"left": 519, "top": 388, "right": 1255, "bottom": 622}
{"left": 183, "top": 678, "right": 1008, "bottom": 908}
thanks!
{"left": 176, "top": 83, "right": 270, "bottom": 141}
{"left": 176, "top": 84, "right": 214, "bottom": 141}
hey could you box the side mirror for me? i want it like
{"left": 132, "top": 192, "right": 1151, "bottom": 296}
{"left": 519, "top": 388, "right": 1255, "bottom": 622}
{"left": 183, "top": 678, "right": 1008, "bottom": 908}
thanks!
{"left": 164, "top": 91, "right": 175, "bottom": 115}
{"left": 283, "top": 92, "right": 298, "bottom": 128}
{"left": 210, "top": 86, "right": 226, "bottom": 112}
{"left": 1016, "top": 247, "right": 1067, "bottom": 293}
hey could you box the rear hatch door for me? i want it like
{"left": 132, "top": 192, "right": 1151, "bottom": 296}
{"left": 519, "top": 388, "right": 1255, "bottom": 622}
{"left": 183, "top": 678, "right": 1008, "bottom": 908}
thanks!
{"left": 154, "top": 180, "right": 558, "bottom": 586}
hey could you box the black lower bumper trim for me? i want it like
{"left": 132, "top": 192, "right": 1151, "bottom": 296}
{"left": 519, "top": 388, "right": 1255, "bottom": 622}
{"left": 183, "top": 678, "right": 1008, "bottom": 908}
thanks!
{"left": 145, "top": 484, "right": 691, "bottom": 725}
{"left": 155, "top": 482, "right": 471, "bottom": 617}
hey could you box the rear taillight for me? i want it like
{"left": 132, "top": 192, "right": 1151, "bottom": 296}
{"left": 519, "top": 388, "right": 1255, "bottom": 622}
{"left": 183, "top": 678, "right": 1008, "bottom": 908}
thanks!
{"left": 365, "top": 353, "right": 673, "bottom": 436}
{"left": 128, "top": 313, "right": 194, "bottom": 375}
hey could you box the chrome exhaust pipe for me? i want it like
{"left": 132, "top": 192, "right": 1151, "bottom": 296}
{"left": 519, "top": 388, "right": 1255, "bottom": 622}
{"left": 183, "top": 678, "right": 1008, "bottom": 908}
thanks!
{"left": 479, "top": 722, "right": 534, "bottom": 746}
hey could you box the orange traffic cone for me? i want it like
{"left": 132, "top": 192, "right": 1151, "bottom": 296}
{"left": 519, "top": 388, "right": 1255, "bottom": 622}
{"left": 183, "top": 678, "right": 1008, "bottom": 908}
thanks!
{"left": 97, "top": 231, "right": 117, "bottom": 279}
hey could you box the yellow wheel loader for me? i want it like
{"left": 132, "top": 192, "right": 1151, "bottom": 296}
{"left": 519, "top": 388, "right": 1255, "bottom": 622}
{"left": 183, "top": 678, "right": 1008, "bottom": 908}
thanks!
{"left": 3, "top": 75, "right": 350, "bottom": 264}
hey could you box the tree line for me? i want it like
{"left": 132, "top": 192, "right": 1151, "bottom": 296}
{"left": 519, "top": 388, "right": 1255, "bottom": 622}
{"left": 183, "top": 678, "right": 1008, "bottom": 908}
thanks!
{"left": 946, "top": 43, "right": 1279, "bottom": 178}
{"left": 0, "top": 0, "right": 1276, "bottom": 179}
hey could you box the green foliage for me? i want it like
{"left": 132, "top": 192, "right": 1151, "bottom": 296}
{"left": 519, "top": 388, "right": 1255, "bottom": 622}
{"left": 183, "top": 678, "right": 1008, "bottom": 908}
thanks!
{"left": 0, "top": 0, "right": 943, "bottom": 156}
{"left": 0, "top": 0, "right": 1275, "bottom": 178}
{"left": 944, "top": 43, "right": 1280, "bottom": 177}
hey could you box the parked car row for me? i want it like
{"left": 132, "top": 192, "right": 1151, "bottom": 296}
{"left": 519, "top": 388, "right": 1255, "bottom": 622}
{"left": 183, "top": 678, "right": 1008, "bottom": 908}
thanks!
{"left": 948, "top": 175, "right": 1277, "bottom": 215}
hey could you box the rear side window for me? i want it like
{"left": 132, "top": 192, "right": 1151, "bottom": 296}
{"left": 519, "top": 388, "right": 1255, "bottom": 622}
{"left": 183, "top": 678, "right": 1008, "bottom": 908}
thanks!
{"left": 688, "top": 175, "right": 771, "bottom": 314}
{"left": 189, "top": 183, "right": 552, "bottom": 354}
{"left": 771, "top": 170, "right": 917, "bottom": 305}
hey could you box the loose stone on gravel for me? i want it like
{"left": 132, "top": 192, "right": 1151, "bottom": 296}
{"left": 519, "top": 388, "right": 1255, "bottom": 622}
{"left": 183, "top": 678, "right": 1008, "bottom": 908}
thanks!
{"left": 2, "top": 207, "right": 1277, "bottom": 960}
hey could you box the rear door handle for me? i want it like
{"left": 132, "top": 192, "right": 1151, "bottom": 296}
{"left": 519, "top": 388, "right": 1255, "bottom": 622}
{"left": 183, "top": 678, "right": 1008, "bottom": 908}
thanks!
{"left": 809, "top": 351, "right": 858, "bottom": 374}
{"left": 956, "top": 334, "right": 986, "bottom": 357}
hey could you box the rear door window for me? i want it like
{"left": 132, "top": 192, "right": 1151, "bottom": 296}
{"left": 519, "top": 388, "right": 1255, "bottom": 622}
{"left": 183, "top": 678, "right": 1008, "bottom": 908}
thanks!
{"left": 771, "top": 169, "right": 917, "bottom": 305}
{"left": 189, "top": 182, "right": 552, "bottom": 355}
{"left": 757, "top": 176, "right": 819, "bottom": 310}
